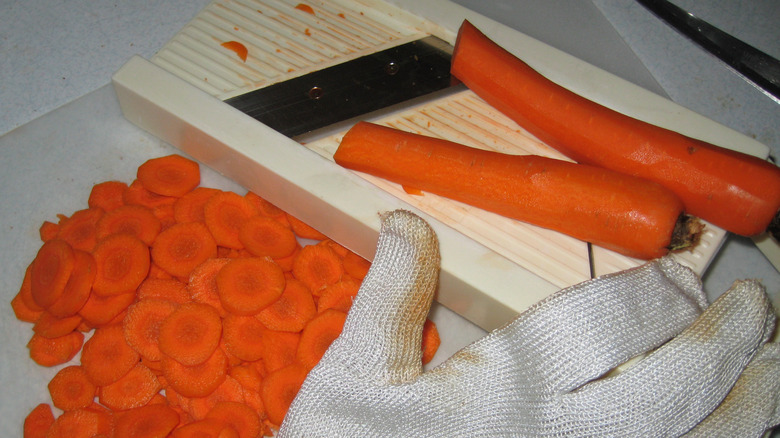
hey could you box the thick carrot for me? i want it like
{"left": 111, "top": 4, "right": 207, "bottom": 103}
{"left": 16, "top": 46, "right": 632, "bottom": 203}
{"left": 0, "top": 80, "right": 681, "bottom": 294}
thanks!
{"left": 78, "top": 291, "right": 135, "bottom": 327}
{"left": 91, "top": 233, "right": 150, "bottom": 296}
{"left": 137, "top": 154, "right": 201, "bottom": 198}
{"left": 296, "top": 309, "right": 348, "bottom": 369}
{"left": 136, "top": 277, "right": 190, "bottom": 304}
{"left": 421, "top": 319, "right": 441, "bottom": 365}
{"left": 122, "top": 298, "right": 179, "bottom": 361}
{"left": 96, "top": 204, "right": 162, "bottom": 246}
{"left": 286, "top": 214, "right": 327, "bottom": 240}
{"left": 56, "top": 207, "right": 105, "bottom": 252}
{"left": 316, "top": 278, "right": 359, "bottom": 314}
{"left": 80, "top": 324, "right": 141, "bottom": 386}
{"left": 221, "top": 41, "right": 249, "bottom": 62}
{"left": 203, "top": 191, "right": 259, "bottom": 249}
{"left": 257, "top": 278, "right": 316, "bottom": 332}
{"left": 98, "top": 363, "right": 162, "bottom": 411}
{"left": 260, "top": 362, "right": 309, "bottom": 427}
{"left": 32, "top": 311, "right": 82, "bottom": 339}
{"left": 187, "top": 258, "right": 231, "bottom": 316}
{"left": 23, "top": 403, "right": 55, "bottom": 438}
{"left": 29, "top": 239, "right": 75, "bottom": 310}
{"left": 216, "top": 257, "right": 286, "bottom": 315}
{"left": 47, "top": 249, "right": 95, "bottom": 318}
{"left": 239, "top": 216, "right": 298, "bottom": 259}
{"left": 291, "top": 244, "right": 344, "bottom": 293}
{"left": 112, "top": 403, "right": 180, "bottom": 438}
{"left": 151, "top": 222, "right": 218, "bottom": 279}
{"left": 158, "top": 302, "right": 223, "bottom": 366}
{"left": 48, "top": 365, "right": 97, "bottom": 411}
{"left": 27, "top": 331, "right": 84, "bottom": 367}
{"left": 222, "top": 315, "right": 267, "bottom": 362}
{"left": 335, "top": 121, "right": 698, "bottom": 259}
{"left": 88, "top": 180, "right": 128, "bottom": 212}
{"left": 205, "top": 401, "right": 262, "bottom": 438}
{"left": 161, "top": 347, "right": 228, "bottom": 398}
{"left": 173, "top": 187, "right": 221, "bottom": 224}
{"left": 451, "top": 19, "right": 780, "bottom": 237}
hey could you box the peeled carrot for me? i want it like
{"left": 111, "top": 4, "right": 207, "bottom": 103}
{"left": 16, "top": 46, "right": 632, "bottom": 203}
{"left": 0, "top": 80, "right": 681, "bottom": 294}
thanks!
{"left": 151, "top": 222, "right": 218, "bottom": 279}
{"left": 48, "top": 365, "right": 97, "bottom": 411}
{"left": 92, "top": 233, "right": 150, "bottom": 296}
{"left": 221, "top": 41, "right": 249, "bottom": 62}
{"left": 112, "top": 403, "right": 180, "bottom": 438}
{"left": 216, "top": 257, "right": 286, "bottom": 315}
{"left": 29, "top": 239, "right": 75, "bottom": 310}
{"left": 161, "top": 347, "right": 228, "bottom": 398}
{"left": 56, "top": 207, "right": 105, "bottom": 252}
{"left": 88, "top": 180, "right": 128, "bottom": 212}
{"left": 257, "top": 278, "right": 317, "bottom": 332}
{"left": 203, "top": 191, "right": 259, "bottom": 249}
{"left": 80, "top": 324, "right": 141, "bottom": 386}
{"left": 296, "top": 309, "right": 347, "bottom": 369}
{"left": 451, "top": 19, "right": 780, "bottom": 237}
{"left": 173, "top": 187, "right": 221, "bottom": 224}
{"left": 239, "top": 216, "right": 298, "bottom": 259}
{"left": 27, "top": 331, "right": 84, "bottom": 367}
{"left": 47, "top": 249, "right": 95, "bottom": 318}
{"left": 260, "top": 362, "right": 309, "bottom": 427}
{"left": 335, "top": 121, "right": 699, "bottom": 259}
{"left": 96, "top": 204, "right": 162, "bottom": 246}
{"left": 158, "top": 302, "right": 223, "bottom": 366}
{"left": 23, "top": 403, "right": 55, "bottom": 438}
{"left": 122, "top": 298, "right": 179, "bottom": 361}
{"left": 98, "top": 363, "right": 162, "bottom": 411}
{"left": 291, "top": 244, "right": 344, "bottom": 293}
{"left": 137, "top": 154, "right": 201, "bottom": 198}
{"left": 205, "top": 401, "right": 262, "bottom": 438}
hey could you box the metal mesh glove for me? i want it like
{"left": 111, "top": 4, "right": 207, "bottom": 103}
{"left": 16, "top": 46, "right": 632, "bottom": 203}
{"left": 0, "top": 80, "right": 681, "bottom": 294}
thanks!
{"left": 278, "top": 210, "right": 779, "bottom": 437}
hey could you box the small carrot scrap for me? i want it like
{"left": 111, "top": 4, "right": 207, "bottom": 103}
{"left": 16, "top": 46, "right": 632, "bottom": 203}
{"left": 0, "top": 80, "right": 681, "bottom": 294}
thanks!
{"left": 122, "top": 298, "right": 179, "bottom": 361}
{"left": 421, "top": 319, "right": 441, "bottom": 365}
{"left": 47, "top": 249, "right": 95, "bottom": 318}
{"left": 32, "top": 311, "right": 82, "bottom": 339}
{"left": 260, "top": 362, "right": 309, "bottom": 427}
{"left": 239, "top": 216, "right": 298, "bottom": 259}
{"left": 286, "top": 214, "right": 327, "bottom": 240}
{"left": 216, "top": 257, "right": 286, "bottom": 315}
{"left": 23, "top": 403, "right": 55, "bottom": 438}
{"left": 205, "top": 401, "right": 262, "bottom": 438}
{"left": 136, "top": 277, "right": 190, "bottom": 304}
{"left": 151, "top": 222, "right": 218, "bottom": 279}
{"left": 137, "top": 154, "right": 201, "bottom": 197}
{"left": 80, "top": 324, "right": 141, "bottom": 386}
{"left": 292, "top": 244, "right": 344, "bottom": 293}
{"left": 222, "top": 315, "right": 267, "bottom": 362}
{"left": 187, "top": 258, "right": 231, "bottom": 316}
{"left": 92, "top": 233, "right": 150, "bottom": 296}
{"left": 112, "top": 403, "right": 180, "bottom": 438}
{"left": 296, "top": 309, "right": 347, "bottom": 369}
{"left": 158, "top": 302, "right": 223, "bottom": 366}
{"left": 342, "top": 250, "right": 371, "bottom": 280}
{"left": 161, "top": 347, "right": 228, "bottom": 398}
{"left": 257, "top": 278, "right": 316, "bottom": 332}
{"left": 316, "top": 278, "right": 359, "bottom": 314}
{"left": 295, "top": 3, "right": 315, "bottom": 15}
{"left": 78, "top": 291, "right": 135, "bottom": 327}
{"left": 29, "top": 239, "right": 75, "bottom": 309}
{"left": 203, "top": 191, "right": 259, "bottom": 249}
{"left": 98, "top": 363, "right": 162, "bottom": 411}
{"left": 96, "top": 204, "right": 162, "bottom": 246}
{"left": 56, "top": 207, "right": 105, "bottom": 252}
{"left": 48, "top": 365, "right": 97, "bottom": 411}
{"left": 88, "top": 180, "right": 128, "bottom": 212}
{"left": 27, "top": 331, "right": 84, "bottom": 367}
{"left": 173, "top": 187, "right": 221, "bottom": 224}
{"left": 221, "top": 41, "right": 249, "bottom": 62}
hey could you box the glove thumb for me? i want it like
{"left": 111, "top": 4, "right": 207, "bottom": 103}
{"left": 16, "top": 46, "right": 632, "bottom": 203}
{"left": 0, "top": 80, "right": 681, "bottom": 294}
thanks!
{"left": 319, "top": 210, "right": 440, "bottom": 384}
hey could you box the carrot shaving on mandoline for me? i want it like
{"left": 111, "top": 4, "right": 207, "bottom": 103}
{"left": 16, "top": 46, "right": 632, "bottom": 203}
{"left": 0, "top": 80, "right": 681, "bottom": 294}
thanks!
{"left": 96, "top": 204, "right": 162, "bottom": 246}
{"left": 137, "top": 154, "right": 201, "bottom": 198}
{"left": 27, "top": 331, "right": 84, "bottom": 367}
{"left": 316, "top": 278, "right": 360, "bottom": 313}
{"left": 216, "top": 257, "right": 286, "bottom": 315}
{"left": 257, "top": 278, "right": 316, "bottom": 332}
{"left": 203, "top": 191, "right": 259, "bottom": 249}
{"left": 88, "top": 180, "right": 128, "bottom": 212}
{"left": 136, "top": 277, "right": 190, "bottom": 303}
{"left": 187, "top": 258, "right": 231, "bottom": 316}
{"left": 239, "top": 215, "right": 298, "bottom": 259}
{"left": 161, "top": 346, "right": 228, "bottom": 398}
{"left": 92, "top": 233, "right": 150, "bottom": 296}
{"left": 342, "top": 250, "right": 371, "bottom": 280}
{"left": 285, "top": 213, "right": 327, "bottom": 240}
{"left": 47, "top": 249, "right": 95, "bottom": 318}
{"left": 48, "top": 365, "right": 97, "bottom": 411}
{"left": 260, "top": 362, "right": 310, "bottom": 427}
{"left": 173, "top": 187, "right": 221, "bottom": 224}
{"left": 98, "top": 363, "right": 162, "bottom": 411}
{"left": 295, "top": 3, "right": 315, "bottom": 15}
{"left": 23, "top": 403, "right": 55, "bottom": 438}
{"left": 205, "top": 401, "right": 263, "bottom": 438}
{"left": 29, "top": 239, "right": 75, "bottom": 310}
{"left": 32, "top": 312, "right": 82, "bottom": 339}
{"left": 292, "top": 244, "right": 344, "bottom": 294}
{"left": 55, "top": 207, "right": 105, "bottom": 252}
{"left": 122, "top": 298, "right": 179, "bottom": 361}
{"left": 421, "top": 319, "right": 441, "bottom": 365}
{"left": 80, "top": 324, "right": 140, "bottom": 386}
{"left": 221, "top": 41, "right": 249, "bottom": 62}
{"left": 296, "top": 309, "right": 348, "bottom": 369}
{"left": 222, "top": 315, "right": 267, "bottom": 362}
{"left": 78, "top": 290, "right": 135, "bottom": 327}
{"left": 152, "top": 222, "right": 218, "bottom": 279}
{"left": 158, "top": 302, "right": 223, "bottom": 366}
{"left": 112, "top": 403, "right": 180, "bottom": 438}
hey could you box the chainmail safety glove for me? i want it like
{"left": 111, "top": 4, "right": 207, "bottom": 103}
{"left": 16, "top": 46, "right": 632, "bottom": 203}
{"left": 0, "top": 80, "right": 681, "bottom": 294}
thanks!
{"left": 278, "top": 210, "right": 779, "bottom": 437}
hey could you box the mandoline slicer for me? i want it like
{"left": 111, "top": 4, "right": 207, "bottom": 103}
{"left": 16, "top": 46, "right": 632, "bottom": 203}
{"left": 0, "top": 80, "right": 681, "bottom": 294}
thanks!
{"left": 112, "top": 0, "right": 770, "bottom": 330}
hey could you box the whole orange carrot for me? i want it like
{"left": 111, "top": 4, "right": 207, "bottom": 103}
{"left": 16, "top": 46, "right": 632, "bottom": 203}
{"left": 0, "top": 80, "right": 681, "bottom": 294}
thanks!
{"left": 451, "top": 20, "right": 780, "bottom": 237}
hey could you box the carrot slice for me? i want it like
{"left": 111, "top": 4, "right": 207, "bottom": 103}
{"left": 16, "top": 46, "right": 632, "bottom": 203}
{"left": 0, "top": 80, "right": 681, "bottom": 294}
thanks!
{"left": 27, "top": 331, "right": 84, "bottom": 367}
{"left": 161, "top": 347, "right": 228, "bottom": 398}
{"left": 216, "top": 257, "right": 286, "bottom": 315}
{"left": 78, "top": 291, "right": 135, "bottom": 327}
{"left": 113, "top": 403, "right": 180, "bottom": 438}
{"left": 285, "top": 214, "right": 327, "bottom": 240}
{"left": 222, "top": 315, "right": 267, "bottom": 362}
{"left": 29, "top": 239, "right": 75, "bottom": 309}
{"left": 238, "top": 216, "right": 298, "bottom": 259}
{"left": 316, "top": 278, "right": 360, "bottom": 314}
{"left": 245, "top": 191, "right": 287, "bottom": 223}
{"left": 98, "top": 363, "right": 162, "bottom": 411}
{"left": 48, "top": 365, "right": 97, "bottom": 411}
{"left": 151, "top": 222, "right": 218, "bottom": 279}
{"left": 342, "top": 250, "right": 371, "bottom": 280}
{"left": 451, "top": 20, "right": 780, "bottom": 237}
{"left": 187, "top": 258, "right": 231, "bottom": 316}
{"left": 39, "top": 220, "right": 60, "bottom": 242}
{"left": 272, "top": 244, "right": 301, "bottom": 272}
{"left": 296, "top": 309, "right": 347, "bottom": 369}
{"left": 170, "top": 418, "right": 238, "bottom": 438}
{"left": 92, "top": 233, "right": 150, "bottom": 296}
{"left": 260, "top": 330, "right": 300, "bottom": 374}
{"left": 122, "top": 298, "right": 179, "bottom": 361}
{"left": 56, "top": 207, "right": 105, "bottom": 252}
{"left": 47, "top": 249, "right": 95, "bottom": 318}
{"left": 11, "top": 291, "right": 44, "bottom": 323}
{"left": 124, "top": 179, "right": 178, "bottom": 210}
{"left": 203, "top": 191, "right": 259, "bottom": 249}
{"left": 291, "top": 244, "right": 344, "bottom": 294}
{"left": 45, "top": 408, "right": 112, "bottom": 438}
{"left": 137, "top": 154, "right": 201, "bottom": 197}
{"left": 136, "top": 277, "right": 190, "bottom": 303}
{"left": 173, "top": 187, "right": 221, "bottom": 224}
{"left": 334, "top": 121, "right": 695, "bottom": 260}
{"left": 23, "top": 403, "right": 55, "bottom": 438}
{"left": 187, "top": 376, "right": 245, "bottom": 420}
{"left": 228, "top": 363, "right": 263, "bottom": 393}
{"left": 81, "top": 324, "right": 140, "bottom": 386}
{"left": 88, "top": 180, "right": 128, "bottom": 212}
{"left": 96, "top": 204, "right": 162, "bottom": 246}
{"left": 205, "top": 401, "right": 262, "bottom": 438}
{"left": 421, "top": 319, "right": 441, "bottom": 365}
{"left": 257, "top": 278, "right": 316, "bottom": 332}
{"left": 221, "top": 41, "right": 249, "bottom": 62}
{"left": 260, "top": 362, "right": 309, "bottom": 427}
{"left": 158, "top": 302, "right": 222, "bottom": 366}
{"left": 32, "top": 312, "right": 82, "bottom": 339}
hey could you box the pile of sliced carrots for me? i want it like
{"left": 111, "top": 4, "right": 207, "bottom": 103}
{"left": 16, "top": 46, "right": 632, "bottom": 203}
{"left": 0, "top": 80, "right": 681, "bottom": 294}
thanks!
{"left": 11, "top": 154, "right": 442, "bottom": 438}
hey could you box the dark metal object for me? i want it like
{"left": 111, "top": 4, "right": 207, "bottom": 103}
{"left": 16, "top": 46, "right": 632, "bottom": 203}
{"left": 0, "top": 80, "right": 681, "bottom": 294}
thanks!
{"left": 225, "top": 36, "right": 455, "bottom": 137}
{"left": 636, "top": 0, "right": 780, "bottom": 102}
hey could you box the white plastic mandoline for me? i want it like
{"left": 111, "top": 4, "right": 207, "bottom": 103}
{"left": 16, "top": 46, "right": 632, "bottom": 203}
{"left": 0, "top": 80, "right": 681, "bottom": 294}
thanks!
{"left": 112, "top": 0, "right": 770, "bottom": 331}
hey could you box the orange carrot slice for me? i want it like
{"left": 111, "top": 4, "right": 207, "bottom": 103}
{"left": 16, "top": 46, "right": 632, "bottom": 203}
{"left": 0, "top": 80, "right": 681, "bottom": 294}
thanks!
{"left": 11, "top": 291, "right": 44, "bottom": 323}
{"left": 216, "top": 257, "right": 286, "bottom": 315}
{"left": 316, "top": 278, "right": 360, "bottom": 314}
{"left": 32, "top": 311, "right": 82, "bottom": 339}
{"left": 151, "top": 222, "right": 218, "bottom": 279}
{"left": 260, "top": 330, "right": 300, "bottom": 374}
{"left": 137, "top": 154, "right": 201, "bottom": 197}
{"left": 296, "top": 309, "right": 347, "bottom": 369}
{"left": 27, "top": 331, "right": 84, "bottom": 367}
{"left": 56, "top": 207, "right": 105, "bottom": 252}
{"left": 92, "top": 233, "right": 150, "bottom": 296}
{"left": 113, "top": 403, "right": 180, "bottom": 438}
{"left": 45, "top": 408, "right": 112, "bottom": 438}
{"left": 23, "top": 403, "right": 55, "bottom": 438}
{"left": 238, "top": 216, "right": 298, "bottom": 259}
{"left": 170, "top": 418, "right": 238, "bottom": 438}
{"left": 205, "top": 401, "right": 262, "bottom": 438}
{"left": 47, "top": 365, "right": 97, "bottom": 411}
{"left": 158, "top": 302, "right": 223, "bottom": 366}
{"left": 161, "top": 347, "right": 228, "bottom": 398}
{"left": 29, "top": 239, "right": 75, "bottom": 309}
{"left": 122, "top": 298, "right": 179, "bottom": 361}
{"left": 291, "top": 244, "right": 344, "bottom": 294}
{"left": 342, "top": 250, "right": 371, "bottom": 280}
{"left": 81, "top": 324, "right": 140, "bottom": 386}
{"left": 222, "top": 315, "right": 267, "bottom": 362}
{"left": 221, "top": 41, "right": 249, "bottom": 62}
{"left": 96, "top": 204, "right": 162, "bottom": 246}
{"left": 123, "top": 179, "right": 178, "bottom": 210}
{"left": 88, "top": 180, "right": 128, "bottom": 212}
{"left": 187, "top": 376, "right": 245, "bottom": 420}
{"left": 98, "top": 363, "right": 162, "bottom": 411}
{"left": 173, "top": 187, "right": 221, "bottom": 224}
{"left": 187, "top": 257, "right": 231, "bottom": 316}
{"left": 421, "top": 319, "right": 441, "bottom": 365}
{"left": 260, "top": 362, "right": 309, "bottom": 427}
{"left": 78, "top": 291, "right": 135, "bottom": 328}
{"left": 136, "top": 277, "right": 190, "bottom": 304}
{"left": 47, "top": 249, "right": 95, "bottom": 318}
{"left": 257, "top": 278, "right": 316, "bottom": 332}
{"left": 203, "top": 191, "right": 259, "bottom": 249}
{"left": 39, "top": 220, "right": 60, "bottom": 242}
{"left": 285, "top": 214, "right": 327, "bottom": 240}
